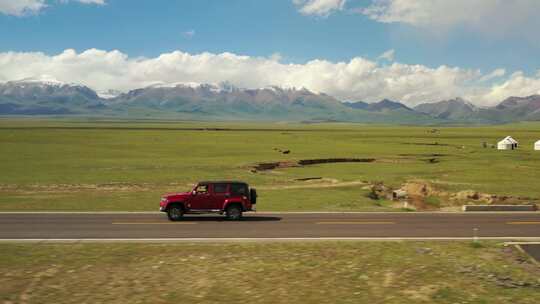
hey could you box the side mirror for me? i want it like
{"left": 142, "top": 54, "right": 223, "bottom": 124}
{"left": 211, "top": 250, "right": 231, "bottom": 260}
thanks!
{"left": 191, "top": 190, "right": 197, "bottom": 196}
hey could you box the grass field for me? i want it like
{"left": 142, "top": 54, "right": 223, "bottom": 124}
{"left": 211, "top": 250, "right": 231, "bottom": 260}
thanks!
{"left": 1, "top": 241, "right": 538, "bottom": 304}
{"left": 1, "top": 118, "right": 540, "bottom": 211}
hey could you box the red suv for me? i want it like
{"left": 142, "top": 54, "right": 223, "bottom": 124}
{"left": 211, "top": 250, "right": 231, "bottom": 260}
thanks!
{"left": 160, "top": 181, "right": 257, "bottom": 221}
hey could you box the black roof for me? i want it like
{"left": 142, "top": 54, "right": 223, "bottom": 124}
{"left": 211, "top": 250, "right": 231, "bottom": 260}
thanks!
{"left": 198, "top": 181, "right": 248, "bottom": 185}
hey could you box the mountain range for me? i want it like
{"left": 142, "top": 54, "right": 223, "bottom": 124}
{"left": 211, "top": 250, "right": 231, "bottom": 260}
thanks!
{"left": 1, "top": 77, "right": 540, "bottom": 124}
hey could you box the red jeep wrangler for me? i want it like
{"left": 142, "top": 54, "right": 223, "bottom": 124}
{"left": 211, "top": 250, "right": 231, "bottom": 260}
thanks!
{"left": 160, "top": 181, "right": 257, "bottom": 221}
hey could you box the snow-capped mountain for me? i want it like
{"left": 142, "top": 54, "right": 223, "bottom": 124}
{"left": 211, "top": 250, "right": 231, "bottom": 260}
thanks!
{"left": 0, "top": 76, "right": 103, "bottom": 114}
{"left": 1, "top": 76, "right": 540, "bottom": 123}
{"left": 112, "top": 83, "right": 342, "bottom": 120}
{"left": 97, "top": 89, "right": 123, "bottom": 100}
{"left": 10, "top": 75, "right": 67, "bottom": 86}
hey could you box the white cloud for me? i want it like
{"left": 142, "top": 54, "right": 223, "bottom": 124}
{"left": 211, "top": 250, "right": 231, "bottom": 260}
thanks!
{"left": 0, "top": 0, "right": 105, "bottom": 16}
{"left": 479, "top": 71, "right": 540, "bottom": 104}
{"left": 358, "top": 0, "right": 540, "bottom": 38}
{"left": 0, "top": 0, "right": 46, "bottom": 16}
{"left": 293, "top": 0, "right": 346, "bottom": 16}
{"left": 479, "top": 68, "right": 505, "bottom": 82}
{"left": 377, "top": 49, "right": 395, "bottom": 61}
{"left": 1, "top": 48, "right": 540, "bottom": 106}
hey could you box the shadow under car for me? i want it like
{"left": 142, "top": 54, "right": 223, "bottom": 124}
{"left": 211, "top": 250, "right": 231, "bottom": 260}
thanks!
{"left": 167, "top": 215, "right": 282, "bottom": 222}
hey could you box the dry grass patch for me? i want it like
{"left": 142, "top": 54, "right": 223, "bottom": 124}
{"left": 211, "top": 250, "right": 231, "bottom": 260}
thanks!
{"left": 0, "top": 241, "right": 539, "bottom": 304}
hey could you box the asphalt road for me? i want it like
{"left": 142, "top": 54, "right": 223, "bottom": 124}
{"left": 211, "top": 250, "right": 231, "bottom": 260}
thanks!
{"left": 0, "top": 212, "right": 539, "bottom": 240}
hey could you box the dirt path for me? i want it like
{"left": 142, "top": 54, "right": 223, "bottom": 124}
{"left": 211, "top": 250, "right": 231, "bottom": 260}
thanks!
{"left": 258, "top": 179, "right": 368, "bottom": 190}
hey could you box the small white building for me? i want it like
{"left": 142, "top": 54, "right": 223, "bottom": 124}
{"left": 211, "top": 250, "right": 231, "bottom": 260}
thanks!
{"left": 535, "top": 140, "right": 540, "bottom": 151}
{"left": 498, "top": 136, "right": 518, "bottom": 150}
{"left": 505, "top": 136, "right": 518, "bottom": 147}
{"left": 497, "top": 138, "right": 513, "bottom": 150}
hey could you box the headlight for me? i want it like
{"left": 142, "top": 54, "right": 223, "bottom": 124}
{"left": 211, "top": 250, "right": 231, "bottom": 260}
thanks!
{"left": 161, "top": 197, "right": 168, "bottom": 202}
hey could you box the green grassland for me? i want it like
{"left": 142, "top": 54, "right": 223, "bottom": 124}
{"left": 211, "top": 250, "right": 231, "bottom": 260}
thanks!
{"left": 1, "top": 241, "right": 539, "bottom": 304}
{"left": 1, "top": 118, "right": 540, "bottom": 211}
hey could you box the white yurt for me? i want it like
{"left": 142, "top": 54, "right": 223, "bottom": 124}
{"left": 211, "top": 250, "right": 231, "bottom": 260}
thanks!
{"left": 505, "top": 136, "right": 518, "bottom": 148}
{"left": 497, "top": 138, "right": 513, "bottom": 150}
{"left": 498, "top": 136, "right": 518, "bottom": 150}
{"left": 535, "top": 140, "right": 540, "bottom": 151}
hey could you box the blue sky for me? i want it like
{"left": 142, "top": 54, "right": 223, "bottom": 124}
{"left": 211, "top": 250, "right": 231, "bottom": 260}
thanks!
{"left": 2, "top": 0, "right": 538, "bottom": 72}
{"left": 1, "top": 0, "right": 540, "bottom": 105}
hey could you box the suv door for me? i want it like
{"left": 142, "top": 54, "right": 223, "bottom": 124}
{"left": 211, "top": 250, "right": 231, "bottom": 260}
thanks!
{"left": 189, "top": 184, "right": 211, "bottom": 210}
{"left": 209, "top": 183, "right": 229, "bottom": 210}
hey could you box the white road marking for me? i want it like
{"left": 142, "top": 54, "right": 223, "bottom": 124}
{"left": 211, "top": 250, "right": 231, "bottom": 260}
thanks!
{"left": 504, "top": 242, "right": 540, "bottom": 245}
{"left": 112, "top": 222, "right": 196, "bottom": 225}
{"left": 316, "top": 221, "right": 395, "bottom": 225}
{"left": 0, "top": 211, "right": 161, "bottom": 214}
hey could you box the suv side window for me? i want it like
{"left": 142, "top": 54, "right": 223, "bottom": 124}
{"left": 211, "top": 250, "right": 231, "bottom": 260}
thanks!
{"left": 213, "top": 183, "right": 228, "bottom": 194}
{"left": 230, "top": 184, "right": 248, "bottom": 196}
{"left": 195, "top": 184, "right": 208, "bottom": 194}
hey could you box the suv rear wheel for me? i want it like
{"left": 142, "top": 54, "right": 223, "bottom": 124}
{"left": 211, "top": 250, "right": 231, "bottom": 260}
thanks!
{"left": 167, "top": 205, "right": 184, "bottom": 221}
{"left": 226, "top": 205, "right": 243, "bottom": 220}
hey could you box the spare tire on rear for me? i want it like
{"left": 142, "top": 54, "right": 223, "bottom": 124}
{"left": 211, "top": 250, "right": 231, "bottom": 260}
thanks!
{"left": 250, "top": 188, "right": 257, "bottom": 204}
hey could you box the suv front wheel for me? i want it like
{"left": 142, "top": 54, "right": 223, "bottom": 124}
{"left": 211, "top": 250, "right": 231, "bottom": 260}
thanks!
{"left": 225, "top": 205, "right": 243, "bottom": 220}
{"left": 167, "top": 205, "right": 184, "bottom": 221}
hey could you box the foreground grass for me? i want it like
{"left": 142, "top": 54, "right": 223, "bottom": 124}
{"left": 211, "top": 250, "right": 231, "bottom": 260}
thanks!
{"left": 1, "top": 118, "right": 540, "bottom": 211}
{"left": 1, "top": 241, "right": 539, "bottom": 303}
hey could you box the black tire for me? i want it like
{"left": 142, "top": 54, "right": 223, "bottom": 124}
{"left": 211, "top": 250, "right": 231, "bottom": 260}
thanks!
{"left": 167, "top": 205, "right": 184, "bottom": 221}
{"left": 226, "top": 205, "right": 243, "bottom": 220}
{"left": 250, "top": 188, "right": 257, "bottom": 205}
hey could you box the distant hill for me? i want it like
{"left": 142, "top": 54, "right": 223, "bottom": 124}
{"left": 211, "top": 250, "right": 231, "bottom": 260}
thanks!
{"left": 1, "top": 77, "right": 540, "bottom": 124}
{"left": 110, "top": 83, "right": 344, "bottom": 118}
{"left": 414, "top": 98, "right": 479, "bottom": 121}
{"left": 343, "top": 101, "right": 369, "bottom": 110}
{"left": 463, "top": 95, "right": 540, "bottom": 123}
{"left": 366, "top": 99, "right": 414, "bottom": 112}
{"left": 494, "top": 95, "right": 540, "bottom": 121}
{"left": 107, "top": 83, "right": 438, "bottom": 123}
{"left": 344, "top": 99, "right": 412, "bottom": 112}
{"left": 415, "top": 95, "right": 540, "bottom": 123}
